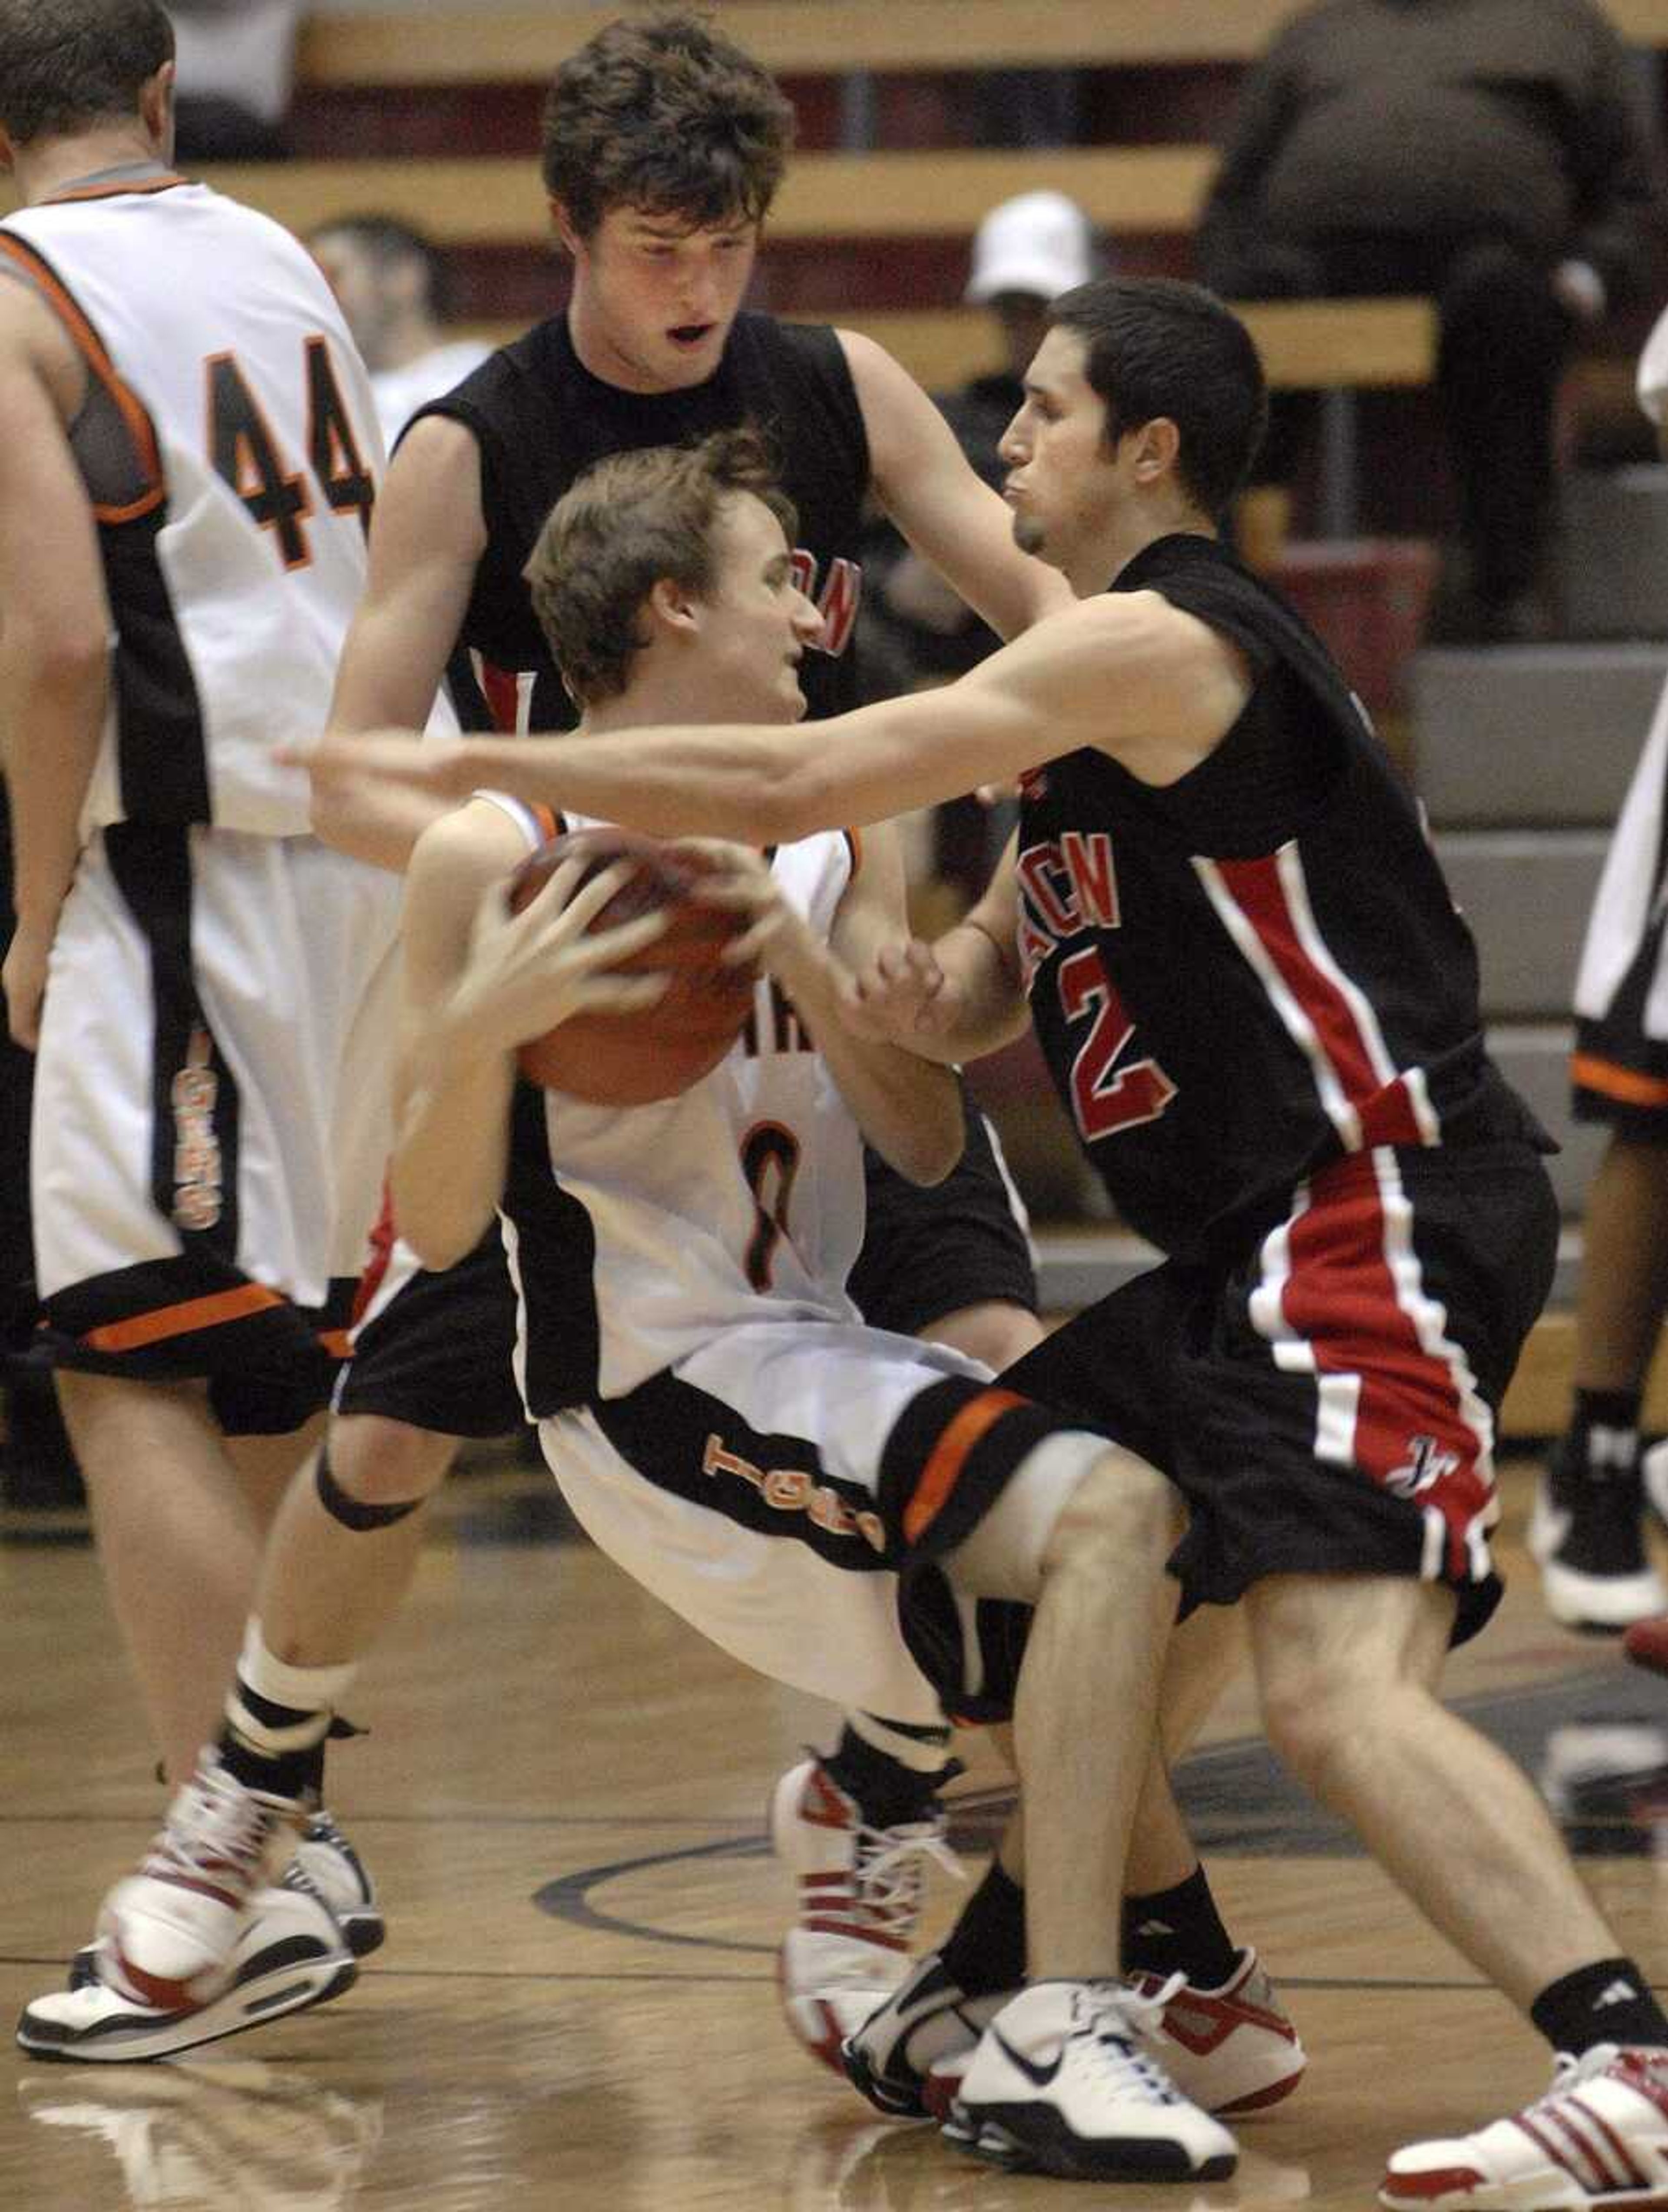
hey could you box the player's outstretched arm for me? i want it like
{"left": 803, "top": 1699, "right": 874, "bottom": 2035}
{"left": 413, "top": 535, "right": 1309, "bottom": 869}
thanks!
{"left": 842, "top": 841, "right": 1029, "bottom": 1066}
{"left": 840, "top": 330, "right": 1074, "bottom": 640}
{"left": 391, "top": 801, "right": 666, "bottom": 1268}
{"left": 315, "top": 416, "right": 487, "bottom": 871}
{"left": 299, "top": 590, "right": 1247, "bottom": 847}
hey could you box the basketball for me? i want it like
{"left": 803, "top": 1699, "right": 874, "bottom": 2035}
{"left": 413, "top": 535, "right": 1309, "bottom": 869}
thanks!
{"left": 506, "top": 827, "right": 757, "bottom": 1104}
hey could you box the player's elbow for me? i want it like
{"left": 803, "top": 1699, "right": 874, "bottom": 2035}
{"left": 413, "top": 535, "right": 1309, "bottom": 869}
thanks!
{"left": 391, "top": 1176, "right": 493, "bottom": 1275}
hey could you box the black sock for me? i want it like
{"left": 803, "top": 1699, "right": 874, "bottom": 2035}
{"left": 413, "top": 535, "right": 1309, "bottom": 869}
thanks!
{"left": 1122, "top": 1864, "right": 1240, "bottom": 1988}
{"left": 821, "top": 1723, "right": 952, "bottom": 1831}
{"left": 940, "top": 1857, "right": 1027, "bottom": 1997}
{"left": 1531, "top": 1957, "right": 1668, "bottom": 2056}
{"left": 1564, "top": 1391, "right": 1642, "bottom": 1476}
{"left": 215, "top": 1696, "right": 328, "bottom": 1805}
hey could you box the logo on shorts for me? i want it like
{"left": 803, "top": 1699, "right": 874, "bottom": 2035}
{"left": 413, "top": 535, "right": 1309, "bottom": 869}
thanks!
{"left": 170, "top": 1024, "right": 223, "bottom": 1232}
{"left": 701, "top": 1434, "right": 887, "bottom": 1553}
{"left": 1384, "top": 1434, "right": 1461, "bottom": 1500}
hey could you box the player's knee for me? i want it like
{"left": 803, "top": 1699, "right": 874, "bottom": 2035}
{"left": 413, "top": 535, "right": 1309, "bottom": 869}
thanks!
{"left": 1256, "top": 1651, "right": 1355, "bottom": 1793}
{"left": 1040, "top": 1447, "right": 1177, "bottom": 1583}
{"left": 921, "top": 1299, "right": 1044, "bottom": 1371}
{"left": 322, "top": 1414, "right": 457, "bottom": 1515}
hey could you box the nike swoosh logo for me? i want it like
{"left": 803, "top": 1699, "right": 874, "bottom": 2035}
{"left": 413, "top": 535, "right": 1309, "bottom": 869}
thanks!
{"left": 989, "top": 2027, "right": 1063, "bottom": 2089}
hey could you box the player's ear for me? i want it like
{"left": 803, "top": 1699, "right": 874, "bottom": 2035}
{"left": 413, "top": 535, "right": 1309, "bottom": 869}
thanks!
{"left": 646, "top": 575, "right": 701, "bottom": 640}
{"left": 1129, "top": 415, "right": 1181, "bottom": 484}
{"left": 549, "top": 199, "right": 583, "bottom": 260}
{"left": 139, "top": 61, "right": 176, "bottom": 154}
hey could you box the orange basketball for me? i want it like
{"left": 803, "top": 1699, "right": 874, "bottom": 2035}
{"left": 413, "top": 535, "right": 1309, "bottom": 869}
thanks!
{"left": 507, "top": 828, "right": 757, "bottom": 1105}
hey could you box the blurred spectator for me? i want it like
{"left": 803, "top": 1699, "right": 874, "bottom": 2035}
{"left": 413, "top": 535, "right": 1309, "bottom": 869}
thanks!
{"left": 169, "top": 0, "right": 299, "bottom": 161}
{"left": 1196, "top": 0, "right": 1661, "bottom": 644}
{"left": 1532, "top": 295, "right": 1668, "bottom": 1633}
{"left": 858, "top": 190, "right": 1097, "bottom": 897}
{"left": 308, "top": 217, "right": 492, "bottom": 447}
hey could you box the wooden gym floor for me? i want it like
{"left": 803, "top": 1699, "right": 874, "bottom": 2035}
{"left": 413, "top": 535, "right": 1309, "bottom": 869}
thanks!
{"left": 0, "top": 1452, "right": 1664, "bottom": 2211}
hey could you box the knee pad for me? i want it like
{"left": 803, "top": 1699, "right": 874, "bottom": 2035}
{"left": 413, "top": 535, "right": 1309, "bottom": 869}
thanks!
{"left": 315, "top": 1446, "right": 426, "bottom": 1531}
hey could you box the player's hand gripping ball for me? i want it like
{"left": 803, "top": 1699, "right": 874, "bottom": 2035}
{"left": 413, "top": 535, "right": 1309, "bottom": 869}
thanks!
{"left": 508, "top": 828, "right": 757, "bottom": 1104}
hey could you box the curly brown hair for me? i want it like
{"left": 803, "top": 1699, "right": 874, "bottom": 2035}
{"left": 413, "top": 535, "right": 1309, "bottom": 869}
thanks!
{"left": 540, "top": 11, "right": 795, "bottom": 239}
{"left": 525, "top": 426, "right": 798, "bottom": 706}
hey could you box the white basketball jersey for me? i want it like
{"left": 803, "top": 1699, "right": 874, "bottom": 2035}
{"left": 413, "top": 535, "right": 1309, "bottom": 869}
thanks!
{"left": 490, "top": 802, "right": 870, "bottom": 1404}
{"left": 1, "top": 172, "right": 385, "bottom": 838}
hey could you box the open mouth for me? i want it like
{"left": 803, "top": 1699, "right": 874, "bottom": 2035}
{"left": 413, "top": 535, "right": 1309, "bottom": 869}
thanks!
{"left": 668, "top": 323, "right": 715, "bottom": 347}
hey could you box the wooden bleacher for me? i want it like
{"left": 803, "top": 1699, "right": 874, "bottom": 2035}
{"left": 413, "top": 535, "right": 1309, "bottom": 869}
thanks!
{"left": 299, "top": 0, "right": 1668, "bottom": 85}
{"left": 182, "top": 151, "right": 1435, "bottom": 394}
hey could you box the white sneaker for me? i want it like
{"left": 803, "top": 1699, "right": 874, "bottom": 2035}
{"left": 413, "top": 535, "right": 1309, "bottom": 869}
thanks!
{"left": 97, "top": 1754, "right": 305, "bottom": 2010}
{"left": 946, "top": 1978, "right": 1239, "bottom": 2181}
{"left": 287, "top": 1812, "right": 384, "bottom": 1959}
{"left": 769, "top": 1757, "right": 960, "bottom": 2074}
{"left": 1380, "top": 2044, "right": 1668, "bottom": 2210}
{"left": 1132, "top": 1948, "right": 1307, "bottom": 2116}
{"left": 17, "top": 1884, "right": 354, "bottom": 2063}
{"left": 846, "top": 1945, "right": 1305, "bottom": 2125}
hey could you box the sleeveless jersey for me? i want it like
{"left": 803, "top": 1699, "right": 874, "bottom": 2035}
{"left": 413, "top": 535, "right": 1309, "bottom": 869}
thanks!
{"left": 491, "top": 806, "right": 867, "bottom": 1411}
{"left": 0, "top": 172, "right": 383, "bottom": 838}
{"left": 1018, "top": 533, "right": 1545, "bottom": 1258}
{"left": 416, "top": 311, "right": 869, "bottom": 732}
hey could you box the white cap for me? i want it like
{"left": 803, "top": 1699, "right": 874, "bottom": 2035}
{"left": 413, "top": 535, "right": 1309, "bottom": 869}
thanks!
{"left": 965, "top": 190, "right": 1095, "bottom": 306}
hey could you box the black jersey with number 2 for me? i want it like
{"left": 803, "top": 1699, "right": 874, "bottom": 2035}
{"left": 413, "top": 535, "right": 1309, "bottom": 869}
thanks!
{"left": 1018, "top": 532, "right": 1547, "bottom": 1258}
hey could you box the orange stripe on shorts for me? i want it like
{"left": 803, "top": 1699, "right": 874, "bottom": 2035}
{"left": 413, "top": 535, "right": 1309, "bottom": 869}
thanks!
{"left": 83, "top": 1283, "right": 286, "bottom": 1354}
{"left": 904, "top": 1387, "right": 1028, "bottom": 1546}
{"left": 1571, "top": 1052, "right": 1668, "bottom": 1109}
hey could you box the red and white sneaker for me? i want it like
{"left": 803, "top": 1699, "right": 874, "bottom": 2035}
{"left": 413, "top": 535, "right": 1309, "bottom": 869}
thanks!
{"left": 768, "top": 1757, "right": 960, "bottom": 2074}
{"left": 97, "top": 1752, "right": 307, "bottom": 2010}
{"left": 1380, "top": 2044, "right": 1668, "bottom": 2211}
{"left": 1132, "top": 1948, "right": 1307, "bottom": 2116}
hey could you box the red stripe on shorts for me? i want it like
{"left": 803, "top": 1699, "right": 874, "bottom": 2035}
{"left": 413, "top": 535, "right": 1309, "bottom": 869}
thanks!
{"left": 1274, "top": 1150, "right": 1493, "bottom": 1582}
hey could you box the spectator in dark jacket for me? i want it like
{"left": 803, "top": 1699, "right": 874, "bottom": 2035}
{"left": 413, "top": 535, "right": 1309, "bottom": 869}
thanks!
{"left": 1197, "top": 0, "right": 1661, "bottom": 642}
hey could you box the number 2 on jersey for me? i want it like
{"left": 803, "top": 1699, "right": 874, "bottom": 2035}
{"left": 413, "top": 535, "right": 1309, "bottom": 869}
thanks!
{"left": 741, "top": 1122, "right": 801, "bottom": 1291}
{"left": 206, "top": 337, "right": 374, "bottom": 569}
{"left": 1056, "top": 944, "right": 1176, "bottom": 1140}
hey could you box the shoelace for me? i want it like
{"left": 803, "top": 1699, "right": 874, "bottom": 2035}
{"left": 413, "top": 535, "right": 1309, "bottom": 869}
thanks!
{"left": 1073, "top": 1974, "right": 1189, "bottom": 2105}
{"left": 850, "top": 1817, "right": 965, "bottom": 1943}
{"left": 139, "top": 1764, "right": 279, "bottom": 1899}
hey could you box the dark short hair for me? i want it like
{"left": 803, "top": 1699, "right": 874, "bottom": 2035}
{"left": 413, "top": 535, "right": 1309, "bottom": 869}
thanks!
{"left": 526, "top": 426, "right": 798, "bottom": 705}
{"left": 0, "top": 0, "right": 173, "bottom": 144}
{"left": 308, "top": 214, "right": 452, "bottom": 321}
{"left": 540, "top": 10, "right": 794, "bottom": 240}
{"left": 1048, "top": 276, "right": 1269, "bottom": 518}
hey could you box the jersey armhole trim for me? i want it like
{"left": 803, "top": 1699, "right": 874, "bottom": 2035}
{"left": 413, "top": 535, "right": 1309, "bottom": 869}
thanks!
{"left": 0, "top": 231, "right": 165, "bottom": 523}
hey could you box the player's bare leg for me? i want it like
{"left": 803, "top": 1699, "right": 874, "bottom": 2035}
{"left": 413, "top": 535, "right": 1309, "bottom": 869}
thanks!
{"left": 932, "top": 1443, "right": 1238, "bottom": 2179}
{"left": 1249, "top": 1574, "right": 1623, "bottom": 2003}
{"left": 252, "top": 1414, "right": 454, "bottom": 1665}
{"left": 56, "top": 1373, "right": 314, "bottom": 1785}
{"left": 1251, "top": 1573, "right": 1668, "bottom": 2206}
{"left": 919, "top": 1298, "right": 1044, "bottom": 1372}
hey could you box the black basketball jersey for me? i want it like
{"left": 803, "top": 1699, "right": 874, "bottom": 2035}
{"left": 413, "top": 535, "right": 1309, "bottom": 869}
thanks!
{"left": 414, "top": 309, "right": 870, "bottom": 731}
{"left": 1018, "top": 533, "right": 1546, "bottom": 1258}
